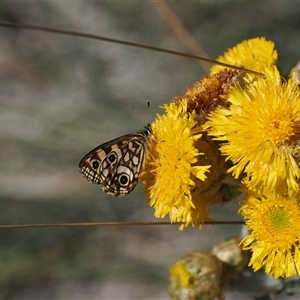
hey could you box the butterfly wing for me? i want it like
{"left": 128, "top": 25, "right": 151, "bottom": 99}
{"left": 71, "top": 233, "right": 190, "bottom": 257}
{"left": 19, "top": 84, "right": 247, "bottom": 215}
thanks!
{"left": 78, "top": 132, "right": 148, "bottom": 196}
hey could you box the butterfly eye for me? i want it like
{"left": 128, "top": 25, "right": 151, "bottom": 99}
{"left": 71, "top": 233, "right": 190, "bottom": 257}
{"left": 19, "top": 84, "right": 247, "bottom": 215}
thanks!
{"left": 108, "top": 153, "right": 117, "bottom": 164}
{"left": 92, "top": 161, "right": 99, "bottom": 169}
{"left": 119, "top": 174, "right": 129, "bottom": 186}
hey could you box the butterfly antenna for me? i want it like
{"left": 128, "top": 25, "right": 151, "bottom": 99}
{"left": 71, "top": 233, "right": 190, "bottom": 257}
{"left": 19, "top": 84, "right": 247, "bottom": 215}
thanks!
{"left": 130, "top": 104, "right": 139, "bottom": 119}
{"left": 145, "top": 101, "right": 151, "bottom": 125}
{"left": 130, "top": 103, "right": 149, "bottom": 126}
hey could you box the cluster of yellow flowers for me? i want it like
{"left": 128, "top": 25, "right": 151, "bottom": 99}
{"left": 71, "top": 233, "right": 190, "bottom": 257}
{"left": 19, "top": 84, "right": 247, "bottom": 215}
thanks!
{"left": 141, "top": 37, "right": 300, "bottom": 278}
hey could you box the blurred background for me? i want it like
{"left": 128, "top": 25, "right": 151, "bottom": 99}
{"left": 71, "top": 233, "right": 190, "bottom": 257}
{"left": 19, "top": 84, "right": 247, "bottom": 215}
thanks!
{"left": 0, "top": 2, "right": 300, "bottom": 299}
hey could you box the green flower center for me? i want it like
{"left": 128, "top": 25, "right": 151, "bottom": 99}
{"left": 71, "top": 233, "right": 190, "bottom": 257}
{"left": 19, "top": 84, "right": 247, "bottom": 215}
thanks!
{"left": 267, "top": 206, "right": 290, "bottom": 235}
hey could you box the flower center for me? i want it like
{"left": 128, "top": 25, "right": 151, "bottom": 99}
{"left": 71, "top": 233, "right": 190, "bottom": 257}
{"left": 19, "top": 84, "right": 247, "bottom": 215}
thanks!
{"left": 263, "top": 111, "right": 294, "bottom": 144}
{"left": 265, "top": 206, "right": 290, "bottom": 236}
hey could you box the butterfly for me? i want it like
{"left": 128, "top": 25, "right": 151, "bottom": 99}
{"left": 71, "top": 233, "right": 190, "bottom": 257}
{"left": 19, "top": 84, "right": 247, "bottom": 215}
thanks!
{"left": 78, "top": 124, "right": 152, "bottom": 196}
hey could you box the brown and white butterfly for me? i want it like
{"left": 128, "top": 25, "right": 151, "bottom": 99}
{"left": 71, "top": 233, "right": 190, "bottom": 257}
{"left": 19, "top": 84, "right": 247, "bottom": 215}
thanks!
{"left": 78, "top": 124, "right": 151, "bottom": 196}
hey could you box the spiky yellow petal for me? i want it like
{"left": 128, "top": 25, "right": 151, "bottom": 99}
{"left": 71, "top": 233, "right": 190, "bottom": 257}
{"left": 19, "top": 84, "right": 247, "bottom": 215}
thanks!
{"left": 207, "top": 66, "right": 300, "bottom": 196}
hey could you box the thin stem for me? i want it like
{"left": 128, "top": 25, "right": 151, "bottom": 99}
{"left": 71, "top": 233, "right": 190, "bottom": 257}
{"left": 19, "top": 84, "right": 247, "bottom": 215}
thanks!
{"left": 0, "top": 21, "right": 263, "bottom": 76}
{"left": 0, "top": 221, "right": 245, "bottom": 229}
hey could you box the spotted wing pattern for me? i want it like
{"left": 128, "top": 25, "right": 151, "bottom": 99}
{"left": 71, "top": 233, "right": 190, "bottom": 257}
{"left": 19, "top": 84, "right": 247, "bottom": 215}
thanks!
{"left": 78, "top": 124, "right": 151, "bottom": 196}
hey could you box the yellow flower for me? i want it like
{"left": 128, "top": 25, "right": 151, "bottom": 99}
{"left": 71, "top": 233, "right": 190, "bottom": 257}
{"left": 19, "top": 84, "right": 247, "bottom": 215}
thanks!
{"left": 141, "top": 100, "right": 211, "bottom": 227}
{"left": 210, "top": 37, "right": 277, "bottom": 75}
{"left": 239, "top": 192, "right": 300, "bottom": 278}
{"left": 206, "top": 66, "right": 300, "bottom": 196}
